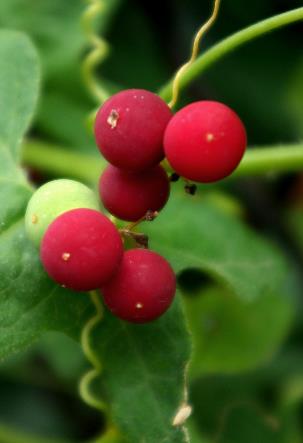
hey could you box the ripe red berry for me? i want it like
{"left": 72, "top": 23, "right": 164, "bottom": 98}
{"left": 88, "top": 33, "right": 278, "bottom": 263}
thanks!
{"left": 164, "top": 101, "right": 247, "bottom": 183}
{"left": 101, "top": 249, "right": 176, "bottom": 323}
{"left": 41, "top": 209, "right": 123, "bottom": 291}
{"left": 99, "top": 164, "right": 170, "bottom": 221}
{"left": 94, "top": 89, "right": 173, "bottom": 172}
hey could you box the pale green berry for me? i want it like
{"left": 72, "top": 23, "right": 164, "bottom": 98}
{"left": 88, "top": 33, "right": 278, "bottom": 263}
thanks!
{"left": 25, "top": 179, "right": 100, "bottom": 247}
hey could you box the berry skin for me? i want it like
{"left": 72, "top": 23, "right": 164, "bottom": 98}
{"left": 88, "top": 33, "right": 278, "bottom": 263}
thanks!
{"left": 164, "top": 101, "right": 247, "bottom": 183}
{"left": 99, "top": 164, "right": 170, "bottom": 221}
{"left": 101, "top": 249, "right": 176, "bottom": 323}
{"left": 25, "top": 179, "right": 100, "bottom": 247}
{"left": 41, "top": 209, "right": 123, "bottom": 292}
{"left": 94, "top": 89, "right": 173, "bottom": 172}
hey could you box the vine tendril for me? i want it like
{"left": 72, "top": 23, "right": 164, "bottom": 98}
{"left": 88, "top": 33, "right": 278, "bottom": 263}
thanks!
{"left": 168, "top": 0, "right": 221, "bottom": 108}
{"left": 81, "top": 0, "right": 111, "bottom": 104}
{"left": 79, "top": 291, "right": 107, "bottom": 412}
{"left": 78, "top": 0, "right": 113, "bottom": 426}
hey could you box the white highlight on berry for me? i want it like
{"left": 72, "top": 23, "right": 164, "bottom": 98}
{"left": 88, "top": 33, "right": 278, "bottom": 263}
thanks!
{"left": 62, "top": 252, "right": 71, "bottom": 261}
{"left": 136, "top": 302, "right": 143, "bottom": 309}
{"left": 206, "top": 132, "right": 214, "bottom": 142}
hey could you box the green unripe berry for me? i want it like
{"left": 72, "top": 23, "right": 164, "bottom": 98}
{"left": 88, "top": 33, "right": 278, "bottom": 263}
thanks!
{"left": 25, "top": 179, "right": 100, "bottom": 247}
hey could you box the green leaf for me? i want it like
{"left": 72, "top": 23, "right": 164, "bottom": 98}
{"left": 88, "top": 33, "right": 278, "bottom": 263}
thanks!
{"left": 184, "top": 285, "right": 292, "bottom": 375}
{"left": 0, "top": 30, "right": 39, "bottom": 160}
{"left": 145, "top": 191, "right": 292, "bottom": 303}
{"left": 92, "top": 293, "right": 191, "bottom": 443}
{"left": 0, "top": 225, "right": 93, "bottom": 360}
{"left": 0, "top": 31, "right": 92, "bottom": 360}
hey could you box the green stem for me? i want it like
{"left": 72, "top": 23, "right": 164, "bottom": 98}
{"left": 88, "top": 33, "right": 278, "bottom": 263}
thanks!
{"left": 22, "top": 140, "right": 105, "bottom": 184}
{"left": 233, "top": 145, "right": 303, "bottom": 177}
{"left": 159, "top": 7, "right": 303, "bottom": 101}
{"left": 22, "top": 140, "right": 303, "bottom": 182}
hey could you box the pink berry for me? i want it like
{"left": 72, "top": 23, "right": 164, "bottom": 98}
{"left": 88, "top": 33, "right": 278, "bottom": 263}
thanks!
{"left": 101, "top": 249, "right": 176, "bottom": 323}
{"left": 99, "top": 164, "right": 170, "bottom": 221}
{"left": 94, "top": 89, "right": 173, "bottom": 172}
{"left": 164, "top": 101, "right": 247, "bottom": 183}
{"left": 41, "top": 208, "right": 123, "bottom": 291}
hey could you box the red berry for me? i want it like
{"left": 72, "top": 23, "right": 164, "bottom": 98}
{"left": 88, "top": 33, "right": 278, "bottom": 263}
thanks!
{"left": 164, "top": 101, "right": 247, "bottom": 183}
{"left": 94, "top": 89, "right": 173, "bottom": 172}
{"left": 99, "top": 164, "right": 170, "bottom": 221}
{"left": 101, "top": 249, "right": 176, "bottom": 323}
{"left": 41, "top": 208, "right": 123, "bottom": 291}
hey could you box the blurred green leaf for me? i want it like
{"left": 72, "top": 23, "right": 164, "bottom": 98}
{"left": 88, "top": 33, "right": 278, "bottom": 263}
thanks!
{"left": 0, "top": 0, "right": 84, "bottom": 80}
{"left": 0, "top": 30, "right": 39, "bottom": 159}
{"left": 184, "top": 286, "right": 292, "bottom": 375}
{"left": 190, "top": 349, "right": 303, "bottom": 442}
{"left": 36, "top": 332, "right": 86, "bottom": 382}
{"left": 0, "top": 0, "right": 123, "bottom": 151}
{"left": 0, "top": 0, "right": 91, "bottom": 150}
{"left": 216, "top": 404, "right": 279, "bottom": 443}
{"left": 35, "top": 92, "right": 95, "bottom": 151}
{"left": 191, "top": 373, "right": 260, "bottom": 438}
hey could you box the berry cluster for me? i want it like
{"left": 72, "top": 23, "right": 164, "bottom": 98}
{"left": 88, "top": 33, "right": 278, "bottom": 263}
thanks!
{"left": 25, "top": 88, "right": 246, "bottom": 324}
{"left": 95, "top": 89, "right": 172, "bottom": 221}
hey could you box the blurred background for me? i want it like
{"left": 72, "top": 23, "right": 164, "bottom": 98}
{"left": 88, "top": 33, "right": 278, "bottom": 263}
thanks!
{"left": 0, "top": 0, "right": 303, "bottom": 442}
